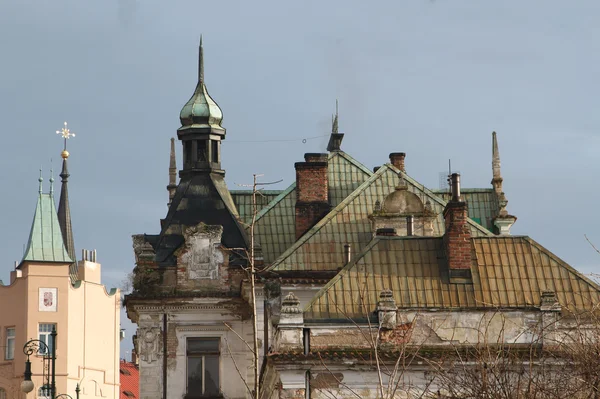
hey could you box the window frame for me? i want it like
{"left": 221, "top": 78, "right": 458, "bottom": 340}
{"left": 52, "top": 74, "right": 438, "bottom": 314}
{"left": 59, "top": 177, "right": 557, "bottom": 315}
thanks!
{"left": 186, "top": 337, "right": 221, "bottom": 398}
{"left": 38, "top": 323, "right": 57, "bottom": 355}
{"left": 5, "top": 327, "right": 15, "bottom": 360}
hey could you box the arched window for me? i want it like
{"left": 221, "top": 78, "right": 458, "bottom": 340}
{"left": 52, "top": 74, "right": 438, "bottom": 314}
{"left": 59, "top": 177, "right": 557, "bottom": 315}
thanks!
{"left": 0, "top": 387, "right": 7, "bottom": 399}
{"left": 38, "top": 384, "right": 51, "bottom": 399}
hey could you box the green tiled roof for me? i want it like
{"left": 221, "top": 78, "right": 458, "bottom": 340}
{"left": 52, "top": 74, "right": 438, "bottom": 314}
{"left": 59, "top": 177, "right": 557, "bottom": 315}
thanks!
{"left": 433, "top": 188, "right": 498, "bottom": 232}
{"left": 22, "top": 192, "right": 72, "bottom": 264}
{"left": 305, "top": 236, "right": 600, "bottom": 320}
{"left": 269, "top": 164, "right": 492, "bottom": 272}
{"left": 248, "top": 151, "right": 373, "bottom": 264}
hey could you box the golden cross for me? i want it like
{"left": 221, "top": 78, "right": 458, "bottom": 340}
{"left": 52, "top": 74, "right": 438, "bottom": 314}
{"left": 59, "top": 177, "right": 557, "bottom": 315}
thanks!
{"left": 56, "top": 121, "right": 75, "bottom": 156}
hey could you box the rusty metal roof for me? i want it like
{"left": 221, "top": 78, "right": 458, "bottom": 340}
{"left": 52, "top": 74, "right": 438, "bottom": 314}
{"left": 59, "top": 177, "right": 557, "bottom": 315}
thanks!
{"left": 269, "top": 164, "right": 492, "bottom": 272}
{"left": 304, "top": 236, "right": 600, "bottom": 320}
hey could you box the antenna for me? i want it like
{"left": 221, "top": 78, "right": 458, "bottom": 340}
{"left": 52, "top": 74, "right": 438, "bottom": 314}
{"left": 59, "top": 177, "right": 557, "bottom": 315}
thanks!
{"left": 438, "top": 159, "right": 460, "bottom": 191}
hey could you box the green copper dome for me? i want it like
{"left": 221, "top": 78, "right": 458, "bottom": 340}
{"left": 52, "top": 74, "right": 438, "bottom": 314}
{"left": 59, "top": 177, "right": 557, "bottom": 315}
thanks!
{"left": 179, "top": 37, "right": 224, "bottom": 131}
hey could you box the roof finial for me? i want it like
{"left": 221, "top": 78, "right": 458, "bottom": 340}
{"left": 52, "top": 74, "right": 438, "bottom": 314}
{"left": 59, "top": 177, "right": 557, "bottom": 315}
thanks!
{"left": 38, "top": 168, "right": 43, "bottom": 194}
{"left": 327, "top": 100, "right": 344, "bottom": 152}
{"left": 49, "top": 163, "right": 54, "bottom": 195}
{"left": 56, "top": 121, "right": 75, "bottom": 159}
{"left": 332, "top": 99, "right": 339, "bottom": 134}
{"left": 491, "top": 131, "right": 503, "bottom": 194}
{"left": 198, "top": 35, "right": 204, "bottom": 83}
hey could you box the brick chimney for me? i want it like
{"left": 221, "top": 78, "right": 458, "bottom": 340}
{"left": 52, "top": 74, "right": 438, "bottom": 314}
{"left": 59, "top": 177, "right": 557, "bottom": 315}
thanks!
{"left": 443, "top": 173, "right": 472, "bottom": 283}
{"left": 389, "top": 153, "right": 406, "bottom": 172}
{"left": 295, "top": 153, "right": 330, "bottom": 239}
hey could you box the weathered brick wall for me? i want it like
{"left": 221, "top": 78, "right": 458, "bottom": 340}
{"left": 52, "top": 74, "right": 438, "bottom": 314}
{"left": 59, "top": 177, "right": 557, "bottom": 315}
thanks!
{"left": 295, "top": 154, "right": 329, "bottom": 239}
{"left": 443, "top": 202, "right": 471, "bottom": 270}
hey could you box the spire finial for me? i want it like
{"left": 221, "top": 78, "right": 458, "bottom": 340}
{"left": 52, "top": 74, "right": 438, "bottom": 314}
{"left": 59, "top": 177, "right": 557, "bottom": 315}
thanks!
{"left": 49, "top": 164, "right": 54, "bottom": 195}
{"left": 198, "top": 35, "right": 204, "bottom": 83}
{"left": 56, "top": 121, "right": 75, "bottom": 159}
{"left": 491, "top": 131, "right": 503, "bottom": 194}
{"left": 332, "top": 99, "right": 339, "bottom": 134}
{"left": 38, "top": 169, "right": 43, "bottom": 194}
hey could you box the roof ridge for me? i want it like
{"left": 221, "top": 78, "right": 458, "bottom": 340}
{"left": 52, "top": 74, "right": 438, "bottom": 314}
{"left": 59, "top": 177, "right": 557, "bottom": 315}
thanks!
{"left": 254, "top": 182, "right": 296, "bottom": 223}
{"left": 268, "top": 166, "right": 390, "bottom": 271}
{"left": 269, "top": 164, "right": 492, "bottom": 271}
{"left": 336, "top": 151, "right": 373, "bottom": 177}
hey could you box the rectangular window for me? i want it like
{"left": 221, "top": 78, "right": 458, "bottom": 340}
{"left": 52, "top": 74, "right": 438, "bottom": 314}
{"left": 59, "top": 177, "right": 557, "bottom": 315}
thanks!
{"left": 5, "top": 328, "right": 15, "bottom": 360}
{"left": 197, "top": 141, "right": 207, "bottom": 162}
{"left": 187, "top": 337, "right": 220, "bottom": 397}
{"left": 211, "top": 141, "right": 218, "bottom": 163}
{"left": 38, "top": 324, "right": 56, "bottom": 355}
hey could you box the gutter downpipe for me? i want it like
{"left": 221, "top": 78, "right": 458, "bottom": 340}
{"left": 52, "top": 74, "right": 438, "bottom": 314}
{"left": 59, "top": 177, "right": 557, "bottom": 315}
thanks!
{"left": 163, "top": 311, "right": 167, "bottom": 399}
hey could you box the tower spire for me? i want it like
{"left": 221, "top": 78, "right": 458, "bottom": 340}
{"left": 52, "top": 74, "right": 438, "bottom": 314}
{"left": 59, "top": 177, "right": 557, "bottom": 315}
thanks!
{"left": 492, "top": 131, "right": 502, "bottom": 193}
{"left": 490, "top": 131, "right": 517, "bottom": 235}
{"left": 198, "top": 35, "right": 204, "bottom": 83}
{"left": 167, "top": 138, "right": 177, "bottom": 206}
{"left": 56, "top": 122, "right": 77, "bottom": 280}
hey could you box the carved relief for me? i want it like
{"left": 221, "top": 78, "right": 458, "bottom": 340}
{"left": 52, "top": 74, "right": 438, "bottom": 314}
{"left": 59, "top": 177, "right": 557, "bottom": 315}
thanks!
{"left": 182, "top": 224, "right": 224, "bottom": 280}
{"left": 138, "top": 327, "right": 162, "bottom": 363}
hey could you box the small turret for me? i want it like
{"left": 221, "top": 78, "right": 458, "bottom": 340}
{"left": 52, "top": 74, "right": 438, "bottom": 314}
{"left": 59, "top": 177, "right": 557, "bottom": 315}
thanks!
{"left": 178, "top": 36, "right": 225, "bottom": 174}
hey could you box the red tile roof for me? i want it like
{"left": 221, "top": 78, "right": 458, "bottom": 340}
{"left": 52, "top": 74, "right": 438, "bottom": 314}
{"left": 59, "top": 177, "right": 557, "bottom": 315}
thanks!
{"left": 119, "top": 360, "right": 139, "bottom": 399}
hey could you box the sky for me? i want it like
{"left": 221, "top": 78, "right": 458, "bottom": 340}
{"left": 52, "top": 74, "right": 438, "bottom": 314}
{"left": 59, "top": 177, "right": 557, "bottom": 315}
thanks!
{"left": 1, "top": 0, "right": 599, "bottom": 358}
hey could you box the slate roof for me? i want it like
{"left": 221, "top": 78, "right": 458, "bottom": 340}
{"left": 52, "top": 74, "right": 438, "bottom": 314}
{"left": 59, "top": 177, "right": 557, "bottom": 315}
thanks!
{"left": 154, "top": 173, "right": 248, "bottom": 266}
{"left": 248, "top": 151, "right": 373, "bottom": 264}
{"left": 22, "top": 191, "right": 72, "bottom": 264}
{"left": 304, "top": 236, "right": 600, "bottom": 320}
{"left": 268, "top": 164, "right": 492, "bottom": 272}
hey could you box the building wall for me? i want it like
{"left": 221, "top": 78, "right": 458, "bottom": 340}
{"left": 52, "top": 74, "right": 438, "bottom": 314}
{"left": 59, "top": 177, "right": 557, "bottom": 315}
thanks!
{"left": 0, "top": 260, "right": 120, "bottom": 399}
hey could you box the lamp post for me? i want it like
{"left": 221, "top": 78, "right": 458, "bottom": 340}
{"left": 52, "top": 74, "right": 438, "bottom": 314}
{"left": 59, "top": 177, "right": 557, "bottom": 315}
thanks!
{"left": 20, "top": 327, "right": 80, "bottom": 399}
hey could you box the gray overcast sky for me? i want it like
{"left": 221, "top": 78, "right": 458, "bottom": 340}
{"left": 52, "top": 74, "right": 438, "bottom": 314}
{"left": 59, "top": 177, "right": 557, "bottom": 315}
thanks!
{"left": 1, "top": 0, "right": 599, "bottom": 357}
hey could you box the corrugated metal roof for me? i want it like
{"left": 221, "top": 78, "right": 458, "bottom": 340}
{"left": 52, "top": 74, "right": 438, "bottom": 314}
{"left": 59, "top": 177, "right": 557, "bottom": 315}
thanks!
{"left": 248, "top": 151, "right": 373, "bottom": 264}
{"left": 22, "top": 192, "right": 72, "bottom": 264}
{"left": 269, "top": 164, "right": 492, "bottom": 272}
{"left": 305, "top": 236, "right": 600, "bottom": 320}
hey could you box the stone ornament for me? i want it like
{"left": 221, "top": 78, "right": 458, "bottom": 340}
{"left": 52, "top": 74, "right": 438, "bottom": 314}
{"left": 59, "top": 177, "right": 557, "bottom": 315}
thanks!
{"left": 138, "top": 327, "right": 162, "bottom": 363}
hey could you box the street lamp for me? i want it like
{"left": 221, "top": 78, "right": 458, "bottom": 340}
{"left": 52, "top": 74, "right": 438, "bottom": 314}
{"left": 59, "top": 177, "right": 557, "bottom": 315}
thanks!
{"left": 20, "top": 327, "right": 80, "bottom": 399}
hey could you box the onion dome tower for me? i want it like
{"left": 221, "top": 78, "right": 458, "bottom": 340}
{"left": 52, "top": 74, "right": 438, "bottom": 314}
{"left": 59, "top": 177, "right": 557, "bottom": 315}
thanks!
{"left": 153, "top": 37, "right": 248, "bottom": 266}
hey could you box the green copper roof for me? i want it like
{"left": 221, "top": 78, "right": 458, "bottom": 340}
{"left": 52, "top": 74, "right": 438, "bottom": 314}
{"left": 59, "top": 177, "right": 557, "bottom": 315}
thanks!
{"left": 22, "top": 189, "right": 72, "bottom": 264}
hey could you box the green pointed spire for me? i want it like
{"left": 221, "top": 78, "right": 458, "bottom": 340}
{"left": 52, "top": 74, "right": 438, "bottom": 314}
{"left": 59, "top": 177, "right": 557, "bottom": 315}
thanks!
{"left": 22, "top": 174, "right": 72, "bottom": 264}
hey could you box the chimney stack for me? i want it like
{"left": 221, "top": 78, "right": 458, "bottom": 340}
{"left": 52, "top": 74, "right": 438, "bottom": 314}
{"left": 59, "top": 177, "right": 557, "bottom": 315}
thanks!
{"left": 443, "top": 173, "right": 472, "bottom": 283}
{"left": 295, "top": 153, "right": 330, "bottom": 239}
{"left": 389, "top": 153, "right": 406, "bottom": 172}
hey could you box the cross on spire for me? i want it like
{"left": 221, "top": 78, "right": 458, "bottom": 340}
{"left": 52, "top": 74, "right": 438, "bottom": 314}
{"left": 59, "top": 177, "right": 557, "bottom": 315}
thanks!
{"left": 56, "top": 121, "right": 75, "bottom": 155}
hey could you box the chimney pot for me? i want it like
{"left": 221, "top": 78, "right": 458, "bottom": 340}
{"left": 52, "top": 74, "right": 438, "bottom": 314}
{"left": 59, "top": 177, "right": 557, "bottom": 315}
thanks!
{"left": 450, "top": 173, "right": 462, "bottom": 202}
{"left": 406, "top": 216, "right": 414, "bottom": 236}
{"left": 389, "top": 153, "right": 406, "bottom": 172}
{"left": 304, "top": 153, "right": 328, "bottom": 163}
{"left": 344, "top": 244, "right": 351, "bottom": 264}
